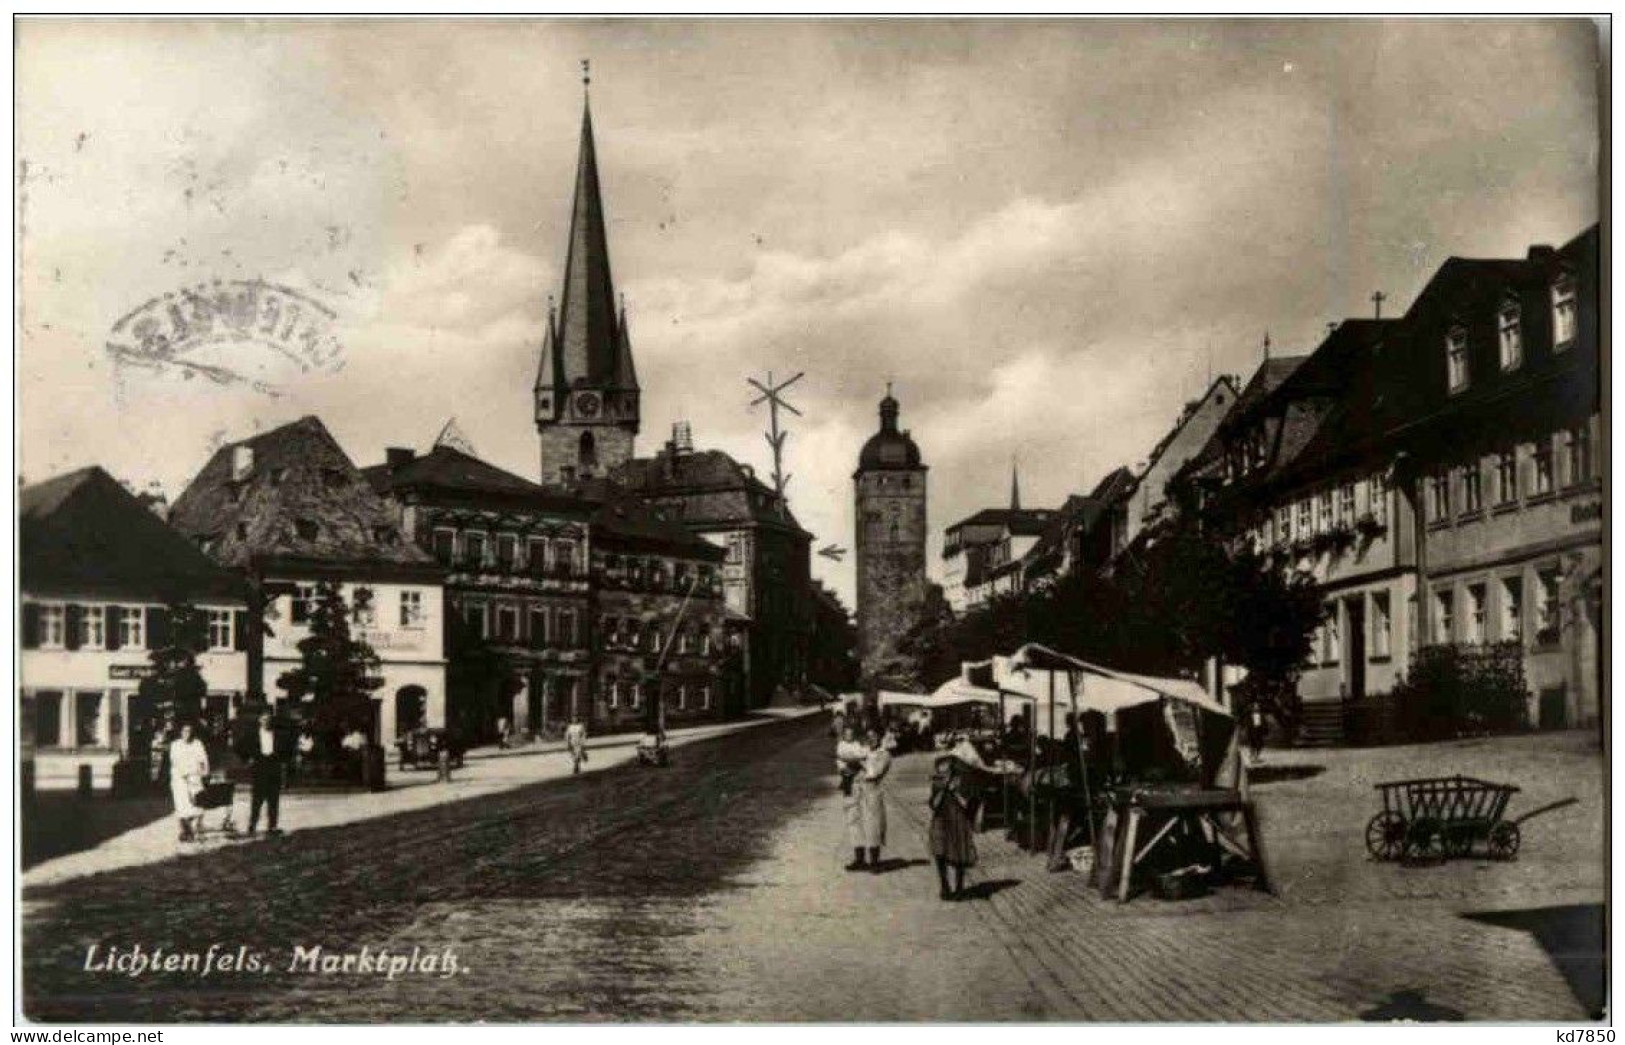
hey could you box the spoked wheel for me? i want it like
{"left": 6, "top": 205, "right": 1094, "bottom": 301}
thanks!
{"left": 1403, "top": 818, "right": 1448, "bottom": 864}
{"left": 1365, "top": 812, "right": 1408, "bottom": 861}
{"left": 1487, "top": 820, "right": 1521, "bottom": 860}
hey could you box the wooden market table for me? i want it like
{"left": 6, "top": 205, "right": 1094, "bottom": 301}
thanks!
{"left": 1094, "top": 787, "right": 1274, "bottom": 902}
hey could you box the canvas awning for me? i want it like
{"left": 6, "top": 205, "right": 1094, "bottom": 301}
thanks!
{"left": 876, "top": 679, "right": 1003, "bottom": 710}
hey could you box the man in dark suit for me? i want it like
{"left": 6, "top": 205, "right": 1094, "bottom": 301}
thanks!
{"left": 235, "top": 710, "right": 289, "bottom": 835}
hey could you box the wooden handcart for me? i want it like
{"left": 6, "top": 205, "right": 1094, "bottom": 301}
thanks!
{"left": 1364, "top": 775, "right": 1522, "bottom": 863}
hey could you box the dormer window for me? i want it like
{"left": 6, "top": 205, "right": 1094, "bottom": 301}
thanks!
{"left": 1445, "top": 325, "right": 1470, "bottom": 392}
{"left": 1497, "top": 300, "right": 1522, "bottom": 371}
{"left": 1551, "top": 274, "right": 1577, "bottom": 349}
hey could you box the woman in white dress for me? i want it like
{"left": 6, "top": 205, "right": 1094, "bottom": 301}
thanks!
{"left": 854, "top": 727, "right": 893, "bottom": 872}
{"left": 168, "top": 722, "right": 211, "bottom": 842}
{"left": 835, "top": 724, "right": 869, "bottom": 870}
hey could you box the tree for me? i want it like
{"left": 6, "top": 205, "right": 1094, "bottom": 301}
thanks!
{"left": 445, "top": 609, "right": 517, "bottom": 743}
{"left": 899, "top": 513, "right": 1324, "bottom": 723}
{"left": 136, "top": 601, "right": 210, "bottom": 737}
{"left": 275, "top": 581, "right": 384, "bottom": 739}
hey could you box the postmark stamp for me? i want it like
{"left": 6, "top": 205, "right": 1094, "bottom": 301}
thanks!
{"left": 105, "top": 278, "right": 344, "bottom": 398}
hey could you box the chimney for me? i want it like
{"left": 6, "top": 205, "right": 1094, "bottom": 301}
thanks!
{"left": 386, "top": 447, "right": 415, "bottom": 469}
{"left": 230, "top": 445, "right": 254, "bottom": 481}
{"left": 1528, "top": 244, "right": 1557, "bottom": 263}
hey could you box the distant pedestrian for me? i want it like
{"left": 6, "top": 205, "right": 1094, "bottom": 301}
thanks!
{"left": 854, "top": 727, "right": 892, "bottom": 872}
{"left": 1248, "top": 703, "right": 1268, "bottom": 764}
{"left": 235, "top": 711, "right": 288, "bottom": 836}
{"left": 564, "top": 717, "right": 588, "bottom": 775}
{"left": 168, "top": 722, "right": 210, "bottom": 843}
{"left": 929, "top": 755, "right": 977, "bottom": 900}
{"left": 497, "top": 716, "right": 511, "bottom": 750}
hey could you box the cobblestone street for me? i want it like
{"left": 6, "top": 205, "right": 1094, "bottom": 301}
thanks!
{"left": 22, "top": 714, "right": 1603, "bottom": 1022}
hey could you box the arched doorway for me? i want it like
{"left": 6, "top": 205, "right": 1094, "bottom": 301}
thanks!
{"left": 394, "top": 685, "right": 428, "bottom": 737}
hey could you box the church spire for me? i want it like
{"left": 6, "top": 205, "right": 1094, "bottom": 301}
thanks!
{"left": 1010, "top": 457, "right": 1021, "bottom": 510}
{"left": 555, "top": 73, "right": 621, "bottom": 387}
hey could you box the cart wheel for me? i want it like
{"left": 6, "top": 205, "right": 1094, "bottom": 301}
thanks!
{"left": 1487, "top": 820, "right": 1521, "bottom": 860}
{"left": 1365, "top": 812, "right": 1407, "bottom": 861}
{"left": 1403, "top": 818, "right": 1447, "bottom": 864}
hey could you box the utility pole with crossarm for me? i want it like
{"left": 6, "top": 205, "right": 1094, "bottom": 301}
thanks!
{"left": 747, "top": 370, "right": 804, "bottom": 504}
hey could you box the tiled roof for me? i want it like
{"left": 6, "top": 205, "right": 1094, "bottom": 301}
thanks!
{"left": 947, "top": 507, "right": 1057, "bottom": 537}
{"left": 362, "top": 445, "right": 585, "bottom": 510}
{"left": 22, "top": 466, "right": 246, "bottom": 601}
{"left": 169, "top": 416, "right": 436, "bottom": 571}
{"left": 610, "top": 448, "right": 810, "bottom": 535}
{"left": 589, "top": 493, "right": 725, "bottom": 560}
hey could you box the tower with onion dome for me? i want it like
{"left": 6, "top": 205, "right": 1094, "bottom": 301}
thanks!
{"left": 853, "top": 387, "right": 929, "bottom": 685}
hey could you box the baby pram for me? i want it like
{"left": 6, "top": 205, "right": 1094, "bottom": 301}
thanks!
{"left": 193, "top": 772, "right": 239, "bottom": 839}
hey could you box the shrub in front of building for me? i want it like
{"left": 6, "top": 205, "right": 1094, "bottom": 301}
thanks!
{"left": 1389, "top": 642, "right": 1531, "bottom": 741}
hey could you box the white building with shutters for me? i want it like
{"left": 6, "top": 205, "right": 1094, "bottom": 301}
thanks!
{"left": 20, "top": 467, "right": 251, "bottom": 791}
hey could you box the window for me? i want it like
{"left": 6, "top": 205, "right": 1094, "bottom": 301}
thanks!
{"left": 1371, "top": 593, "right": 1392, "bottom": 659}
{"left": 1446, "top": 325, "right": 1470, "bottom": 392}
{"left": 1428, "top": 473, "right": 1451, "bottom": 522}
{"left": 630, "top": 682, "right": 643, "bottom": 710}
{"left": 1551, "top": 275, "right": 1577, "bottom": 348}
{"left": 528, "top": 538, "right": 549, "bottom": 573}
{"left": 1531, "top": 438, "right": 1554, "bottom": 497}
{"left": 529, "top": 608, "right": 548, "bottom": 647}
{"left": 1369, "top": 472, "right": 1387, "bottom": 526}
{"left": 700, "top": 684, "right": 712, "bottom": 710}
{"left": 495, "top": 605, "right": 519, "bottom": 643}
{"left": 400, "top": 590, "right": 424, "bottom": 628}
{"left": 675, "top": 684, "right": 688, "bottom": 711}
{"left": 496, "top": 534, "right": 518, "bottom": 571}
{"left": 1434, "top": 589, "right": 1455, "bottom": 643}
{"left": 1494, "top": 451, "right": 1518, "bottom": 505}
{"left": 1501, "top": 577, "right": 1523, "bottom": 643}
{"left": 647, "top": 627, "right": 663, "bottom": 654}
{"left": 1296, "top": 500, "right": 1311, "bottom": 539}
{"left": 557, "top": 610, "right": 577, "bottom": 646}
{"left": 727, "top": 534, "right": 746, "bottom": 564}
{"left": 1337, "top": 483, "right": 1356, "bottom": 526}
{"left": 463, "top": 601, "right": 487, "bottom": 639}
{"left": 286, "top": 584, "right": 314, "bottom": 624}
{"left": 1275, "top": 506, "right": 1291, "bottom": 544}
{"left": 77, "top": 606, "right": 106, "bottom": 650}
{"left": 75, "top": 691, "right": 105, "bottom": 748}
{"left": 1498, "top": 301, "right": 1522, "bottom": 370}
{"left": 1460, "top": 463, "right": 1483, "bottom": 514}
{"left": 464, "top": 532, "right": 487, "bottom": 568}
{"left": 352, "top": 596, "right": 376, "bottom": 628}
{"left": 1466, "top": 584, "right": 1486, "bottom": 644}
{"left": 32, "top": 691, "right": 63, "bottom": 747}
{"left": 555, "top": 540, "right": 576, "bottom": 576}
{"left": 118, "top": 607, "right": 144, "bottom": 650}
{"left": 1315, "top": 492, "right": 1333, "bottom": 534}
{"left": 1567, "top": 425, "right": 1592, "bottom": 486}
{"left": 207, "top": 609, "right": 233, "bottom": 651}
{"left": 700, "top": 631, "right": 713, "bottom": 655}
{"left": 1535, "top": 570, "right": 1560, "bottom": 642}
{"left": 431, "top": 529, "right": 456, "bottom": 565}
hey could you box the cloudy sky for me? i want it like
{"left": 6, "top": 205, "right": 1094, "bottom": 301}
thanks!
{"left": 17, "top": 19, "right": 1600, "bottom": 609}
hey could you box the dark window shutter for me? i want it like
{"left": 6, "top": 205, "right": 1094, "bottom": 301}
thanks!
{"left": 64, "top": 604, "right": 83, "bottom": 650}
{"left": 233, "top": 610, "right": 249, "bottom": 651}
{"left": 105, "top": 605, "right": 123, "bottom": 651}
{"left": 147, "top": 607, "right": 171, "bottom": 650}
{"left": 20, "top": 603, "right": 39, "bottom": 649}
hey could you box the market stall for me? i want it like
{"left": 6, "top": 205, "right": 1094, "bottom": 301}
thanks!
{"left": 969, "top": 644, "right": 1269, "bottom": 900}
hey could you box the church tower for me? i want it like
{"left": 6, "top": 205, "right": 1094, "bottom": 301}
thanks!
{"left": 854, "top": 388, "right": 928, "bottom": 686}
{"left": 535, "top": 70, "right": 640, "bottom": 485}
